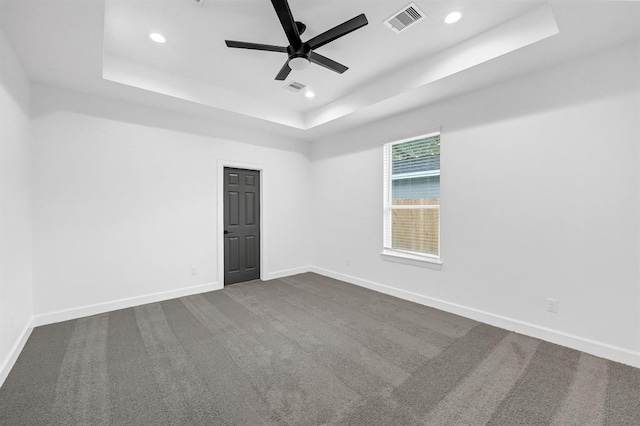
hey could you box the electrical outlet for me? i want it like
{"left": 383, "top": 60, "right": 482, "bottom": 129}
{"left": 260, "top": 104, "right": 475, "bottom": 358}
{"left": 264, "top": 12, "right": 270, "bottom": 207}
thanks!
{"left": 191, "top": 266, "right": 198, "bottom": 276}
{"left": 345, "top": 257, "right": 350, "bottom": 266}
{"left": 546, "top": 298, "right": 559, "bottom": 313}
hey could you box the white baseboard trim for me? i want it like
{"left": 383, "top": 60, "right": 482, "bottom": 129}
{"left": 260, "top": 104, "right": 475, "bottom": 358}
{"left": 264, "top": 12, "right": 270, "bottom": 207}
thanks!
{"left": 264, "top": 266, "right": 312, "bottom": 281}
{"left": 310, "top": 266, "right": 640, "bottom": 368}
{"left": 32, "top": 281, "right": 221, "bottom": 328}
{"left": 0, "top": 322, "right": 33, "bottom": 388}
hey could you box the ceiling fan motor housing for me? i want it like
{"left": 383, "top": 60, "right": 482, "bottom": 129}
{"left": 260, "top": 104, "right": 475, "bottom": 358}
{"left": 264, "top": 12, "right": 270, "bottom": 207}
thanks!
{"left": 288, "top": 43, "right": 311, "bottom": 60}
{"left": 287, "top": 43, "right": 311, "bottom": 70}
{"left": 295, "top": 21, "right": 306, "bottom": 35}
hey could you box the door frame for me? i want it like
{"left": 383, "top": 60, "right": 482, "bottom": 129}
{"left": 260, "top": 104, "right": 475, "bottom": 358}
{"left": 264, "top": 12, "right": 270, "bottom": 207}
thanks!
{"left": 217, "top": 159, "right": 266, "bottom": 286}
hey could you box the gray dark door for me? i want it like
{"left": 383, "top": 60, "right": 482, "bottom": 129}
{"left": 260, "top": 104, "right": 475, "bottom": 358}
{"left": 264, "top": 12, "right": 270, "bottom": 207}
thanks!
{"left": 224, "top": 167, "right": 261, "bottom": 285}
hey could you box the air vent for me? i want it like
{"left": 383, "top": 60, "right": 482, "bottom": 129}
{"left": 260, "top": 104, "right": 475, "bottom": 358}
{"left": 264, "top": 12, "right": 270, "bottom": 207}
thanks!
{"left": 284, "top": 81, "right": 306, "bottom": 92}
{"left": 384, "top": 3, "right": 425, "bottom": 34}
{"left": 191, "top": 0, "right": 207, "bottom": 7}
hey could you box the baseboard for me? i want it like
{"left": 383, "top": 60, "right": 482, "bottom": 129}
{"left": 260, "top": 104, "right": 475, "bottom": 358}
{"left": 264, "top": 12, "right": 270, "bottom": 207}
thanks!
{"left": 0, "top": 322, "right": 33, "bottom": 388}
{"left": 310, "top": 266, "right": 640, "bottom": 368}
{"left": 265, "top": 266, "right": 312, "bottom": 281}
{"left": 32, "top": 281, "right": 221, "bottom": 327}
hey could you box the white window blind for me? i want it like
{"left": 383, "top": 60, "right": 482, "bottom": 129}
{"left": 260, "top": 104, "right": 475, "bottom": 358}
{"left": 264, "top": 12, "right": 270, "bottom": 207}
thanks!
{"left": 383, "top": 133, "right": 440, "bottom": 260}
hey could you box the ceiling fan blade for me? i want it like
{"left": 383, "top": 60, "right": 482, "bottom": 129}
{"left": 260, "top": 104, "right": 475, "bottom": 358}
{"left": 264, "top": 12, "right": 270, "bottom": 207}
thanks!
{"left": 271, "top": 0, "right": 302, "bottom": 49}
{"left": 309, "top": 52, "right": 348, "bottom": 74}
{"left": 225, "top": 40, "right": 288, "bottom": 53}
{"left": 275, "top": 61, "right": 292, "bottom": 80}
{"left": 307, "top": 14, "right": 368, "bottom": 50}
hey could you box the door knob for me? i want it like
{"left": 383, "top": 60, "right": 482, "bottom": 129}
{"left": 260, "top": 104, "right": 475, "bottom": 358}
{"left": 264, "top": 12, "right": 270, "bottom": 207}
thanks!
{"left": 224, "top": 230, "right": 230, "bottom": 235}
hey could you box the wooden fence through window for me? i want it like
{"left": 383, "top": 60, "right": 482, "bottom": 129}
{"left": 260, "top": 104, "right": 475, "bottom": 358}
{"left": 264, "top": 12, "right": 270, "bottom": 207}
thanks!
{"left": 392, "top": 198, "right": 439, "bottom": 256}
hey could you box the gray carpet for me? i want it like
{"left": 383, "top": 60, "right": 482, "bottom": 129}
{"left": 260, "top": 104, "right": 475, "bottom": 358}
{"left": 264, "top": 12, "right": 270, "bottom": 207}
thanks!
{"left": 1, "top": 273, "right": 639, "bottom": 425}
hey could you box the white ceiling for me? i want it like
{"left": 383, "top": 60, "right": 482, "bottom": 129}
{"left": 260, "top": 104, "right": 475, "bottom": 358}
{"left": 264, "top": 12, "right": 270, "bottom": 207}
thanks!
{"left": 1, "top": 0, "right": 639, "bottom": 140}
{"left": 104, "top": 0, "right": 541, "bottom": 112}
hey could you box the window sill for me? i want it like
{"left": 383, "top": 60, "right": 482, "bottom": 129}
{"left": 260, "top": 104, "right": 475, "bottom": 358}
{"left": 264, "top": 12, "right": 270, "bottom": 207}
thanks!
{"left": 380, "top": 249, "right": 443, "bottom": 269}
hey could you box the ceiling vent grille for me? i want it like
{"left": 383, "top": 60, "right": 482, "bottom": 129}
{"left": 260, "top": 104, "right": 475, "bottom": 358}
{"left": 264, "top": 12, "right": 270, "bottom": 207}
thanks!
{"left": 191, "top": 0, "right": 207, "bottom": 7}
{"left": 384, "top": 3, "right": 425, "bottom": 33}
{"left": 284, "top": 81, "right": 306, "bottom": 92}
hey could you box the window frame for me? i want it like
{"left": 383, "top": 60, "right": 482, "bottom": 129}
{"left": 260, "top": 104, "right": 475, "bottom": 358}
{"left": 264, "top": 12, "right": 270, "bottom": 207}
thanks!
{"left": 382, "top": 132, "right": 442, "bottom": 266}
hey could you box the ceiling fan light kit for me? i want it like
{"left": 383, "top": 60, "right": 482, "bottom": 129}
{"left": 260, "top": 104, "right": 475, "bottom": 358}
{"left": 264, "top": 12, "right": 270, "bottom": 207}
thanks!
{"left": 289, "top": 56, "right": 310, "bottom": 71}
{"left": 225, "top": 0, "right": 368, "bottom": 80}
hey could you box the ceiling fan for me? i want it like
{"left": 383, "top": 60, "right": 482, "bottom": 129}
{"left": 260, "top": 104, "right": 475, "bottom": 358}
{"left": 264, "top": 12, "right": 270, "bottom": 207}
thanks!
{"left": 225, "top": 0, "right": 368, "bottom": 81}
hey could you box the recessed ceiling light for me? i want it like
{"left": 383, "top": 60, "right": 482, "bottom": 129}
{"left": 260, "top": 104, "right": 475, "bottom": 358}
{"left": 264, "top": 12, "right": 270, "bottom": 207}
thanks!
{"left": 305, "top": 91, "right": 315, "bottom": 99}
{"left": 444, "top": 11, "right": 462, "bottom": 24}
{"left": 149, "top": 33, "right": 166, "bottom": 43}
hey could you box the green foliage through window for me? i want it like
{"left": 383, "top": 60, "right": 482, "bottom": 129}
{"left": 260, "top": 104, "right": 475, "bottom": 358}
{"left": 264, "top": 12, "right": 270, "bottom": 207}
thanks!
{"left": 392, "top": 135, "right": 440, "bottom": 161}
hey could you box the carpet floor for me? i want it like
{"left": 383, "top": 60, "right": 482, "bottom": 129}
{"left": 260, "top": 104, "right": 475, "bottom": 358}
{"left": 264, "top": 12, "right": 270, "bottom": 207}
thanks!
{"left": 1, "top": 272, "right": 639, "bottom": 425}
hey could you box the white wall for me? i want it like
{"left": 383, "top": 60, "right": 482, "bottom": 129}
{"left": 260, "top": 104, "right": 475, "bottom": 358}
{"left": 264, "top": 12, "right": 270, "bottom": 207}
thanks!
{"left": 311, "top": 42, "right": 640, "bottom": 365}
{"left": 0, "top": 27, "right": 33, "bottom": 373}
{"left": 4, "top": 32, "right": 639, "bottom": 376}
{"left": 30, "top": 85, "right": 311, "bottom": 318}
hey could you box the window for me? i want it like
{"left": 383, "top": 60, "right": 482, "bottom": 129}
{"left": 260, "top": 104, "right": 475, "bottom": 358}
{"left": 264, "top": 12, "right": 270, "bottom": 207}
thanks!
{"left": 383, "top": 133, "right": 441, "bottom": 263}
